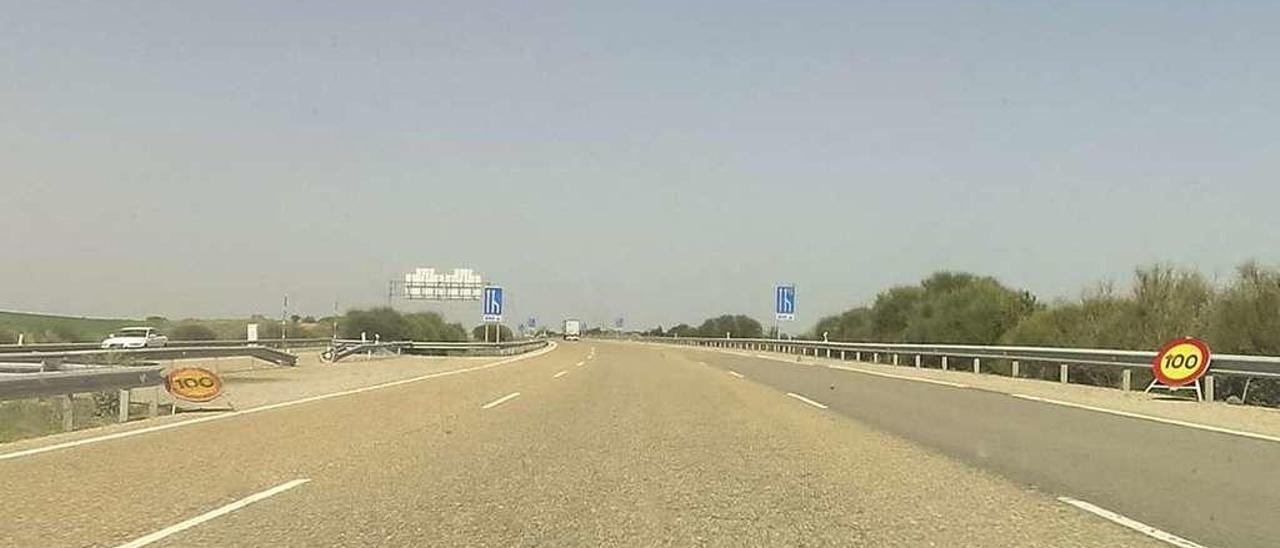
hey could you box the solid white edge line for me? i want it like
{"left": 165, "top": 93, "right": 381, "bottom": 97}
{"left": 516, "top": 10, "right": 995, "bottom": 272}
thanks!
{"left": 575, "top": 361, "right": 585, "bottom": 367}
{"left": 1012, "top": 394, "right": 1280, "bottom": 444}
{"left": 553, "top": 370, "right": 568, "bottom": 378}
{"left": 827, "top": 364, "right": 970, "bottom": 389}
{"left": 727, "top": 371, "right": 745, "bottom": 379}
{"left": 1057, "top": 496, "right": 1206, "bottom": 548}
{"left": 786, "top": 392, "right": 828, "bottom": 409}
{"left": 114, "top": 479, "right": 311, "bottom": 548}
{"left": 0, "top": 342, "right": 559, "bottom": 462}
{"left": 481, "top": 392, "right": 521, "bottom": 409}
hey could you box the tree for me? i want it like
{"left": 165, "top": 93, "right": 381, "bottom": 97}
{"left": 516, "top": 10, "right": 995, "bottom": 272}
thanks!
{"left": 1207, "top": 261, "right": 1280, "bottom": 355}
{"left": 694, "top": 315, "right": 763, "bottom": 338}
{"left": 668, "top": 324, "right": 697, "bottom": 337}
{"left": 869, "top": 286, "right": 923, "bottom": 341}
{"left": 338, "top": 308, "right": 467, "bottom": 342}
{"left": 811, "top": 307, "right": 873, "bottom": 341}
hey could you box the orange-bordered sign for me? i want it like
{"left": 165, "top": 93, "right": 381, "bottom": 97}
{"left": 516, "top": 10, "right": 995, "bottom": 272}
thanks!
{"left": 166, "top": 367, "right": 223, "bottom": 402}
{"left": 1151, "top": 337, "right": 1211, "bottom": 387}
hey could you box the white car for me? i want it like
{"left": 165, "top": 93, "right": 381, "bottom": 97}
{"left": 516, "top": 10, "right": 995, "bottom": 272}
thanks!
{"left": 101, "top": 327, "right": 169, "bottom": 349}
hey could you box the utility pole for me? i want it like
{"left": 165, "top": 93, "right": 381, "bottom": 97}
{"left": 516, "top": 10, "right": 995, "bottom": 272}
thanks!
{"left": 281, "top": 294, "right": 288, "bottom": 341}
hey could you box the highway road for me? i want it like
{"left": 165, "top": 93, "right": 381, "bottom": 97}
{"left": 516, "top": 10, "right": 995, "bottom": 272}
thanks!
{"left": 2, "top": 341, "right": 1248, "bottom": 546}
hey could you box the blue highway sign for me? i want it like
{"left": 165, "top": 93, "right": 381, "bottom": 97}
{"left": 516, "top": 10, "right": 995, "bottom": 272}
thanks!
{"left": 775, "top": 285, "right": 796, "bottom": 321}
{"left": 483, "top": 286, "right": 504, "bottom": 322}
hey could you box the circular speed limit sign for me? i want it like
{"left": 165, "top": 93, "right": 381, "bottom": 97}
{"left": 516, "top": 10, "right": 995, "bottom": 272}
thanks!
{"left": 166, "top": 367, "right": 223, "bottom": 402}
{"left": 1151, "top": 338, "right": 1211, "bottom": 387}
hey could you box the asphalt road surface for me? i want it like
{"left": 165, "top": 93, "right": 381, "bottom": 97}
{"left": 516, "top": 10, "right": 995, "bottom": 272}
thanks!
{"left": 1, "top": 341, "right": 1222, "bottom": 547}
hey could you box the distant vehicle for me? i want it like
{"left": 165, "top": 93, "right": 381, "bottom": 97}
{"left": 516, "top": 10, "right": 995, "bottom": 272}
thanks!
{"left": 563, "top": 319, "right": 582, "bottom": 341}
{"left": 101, "top": 327, "right": 168, "bottom": 349}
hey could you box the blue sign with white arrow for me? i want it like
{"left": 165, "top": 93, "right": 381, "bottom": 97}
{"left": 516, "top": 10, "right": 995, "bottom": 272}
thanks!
{"left": 482, "top": 286, "right": 504, "bottom": 322}
{"left": 775, "top": 285, "right": 796, "bottom": 321}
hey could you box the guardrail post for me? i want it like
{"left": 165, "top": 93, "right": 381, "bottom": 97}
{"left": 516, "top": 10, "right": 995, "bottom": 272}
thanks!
{"left": 941, "top": 356, "right": 949, "bottom": 370}
{"left": 915, "top": 355, "right": 921, "bottom": 368}
{"left": 60, "top": 395, "right": 74, "bottom": 431}
{"left": 149, "top": 387, "right": 159, "bottom": 417}
{"left": 1059, "top": 364, "right": 1069, "bottom": 383}
{"left": 1121, "top": 369, "right": 1131, "bottom": 391}
{"left": 873, "top": 352, "right": 879, "bottom": 363}
{"left": 1205, "top": 375, "right": 1215, "bottom": 402}
{"left": 855, "top": 351, "right": 861, "bottom": 361}
{"left": 826, "top": 348, "right": 831, "bottom": 358}
{"left": 840, "top": 350, "right": 846, "bottom": 360}
{"left": 893, "top": 354, "right": 899, "bottom": 366}
{"left": 1011, "top": 360, "right": 1020, "bottom": 378}
{"left": 117, "top": 389, "right": 131, "bottom": 423}
{"left": 973, "top": 358, "right": 980, "bottom": 374}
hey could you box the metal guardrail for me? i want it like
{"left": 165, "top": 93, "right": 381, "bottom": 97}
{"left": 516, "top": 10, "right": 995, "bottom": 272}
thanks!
{"left": 0, "top": 366, "right": 166, "bottom": 400}
{"left": 0, "top": 345, "right": 299, "bottom": 367}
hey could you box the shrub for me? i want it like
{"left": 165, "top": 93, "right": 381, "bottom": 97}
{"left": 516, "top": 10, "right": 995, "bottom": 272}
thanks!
{"left": 169, "top": 323, "right": 219, "bottom": 341}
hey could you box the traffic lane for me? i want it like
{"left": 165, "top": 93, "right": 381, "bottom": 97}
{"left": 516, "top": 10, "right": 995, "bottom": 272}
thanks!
{"left": 179, "top": 342, "right": 1158, "bottom": 547}
{"left": 694, "top": 350, "right": 1280, "bottom": 548}
{"left": 0, "top": 344, "right": 575, "bottom": 547}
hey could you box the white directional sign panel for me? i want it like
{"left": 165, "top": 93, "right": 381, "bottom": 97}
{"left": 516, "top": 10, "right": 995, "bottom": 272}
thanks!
{"left": 775, "top": 285, "right": 796, "bottom": 321}
{"left": 482, "top": 286, "right": 504, "bottom": 322}
{"left": 403, "top": 268, "right": 485, "bottom": 300}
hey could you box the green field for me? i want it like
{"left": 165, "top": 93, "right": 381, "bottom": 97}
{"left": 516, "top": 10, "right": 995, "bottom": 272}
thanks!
{"left": 0, "top": 310, "right": 332, "bottom": 343}
{"left": 0, "top": 310, "right": 149, "bottom": 343}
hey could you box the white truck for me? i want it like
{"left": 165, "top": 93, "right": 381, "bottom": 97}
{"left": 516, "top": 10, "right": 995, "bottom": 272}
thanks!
{"left": 100, "top": 327, "right": 169, "bottom": 349}
{"left": 563, "top": 319, "right": 582, "bottom": 341}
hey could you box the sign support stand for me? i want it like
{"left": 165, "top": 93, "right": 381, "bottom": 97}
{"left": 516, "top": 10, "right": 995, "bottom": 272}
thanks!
{"left": 1143, "top": 378, "right": 1204, "bottom": 402}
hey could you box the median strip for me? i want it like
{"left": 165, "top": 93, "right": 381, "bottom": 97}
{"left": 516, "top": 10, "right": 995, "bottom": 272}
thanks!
{"left": 481, "top": 392, "right": 521, "bottom": 409}
{"left": 115, "top": 479, "right": 310, "bottom": 548}
{"left": 786, "top": 392, "right": 828, "bottom": 409}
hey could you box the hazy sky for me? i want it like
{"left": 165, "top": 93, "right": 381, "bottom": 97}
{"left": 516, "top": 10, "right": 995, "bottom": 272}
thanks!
{"left": 3, "top": 1, "right": 1278, "bottom": 331}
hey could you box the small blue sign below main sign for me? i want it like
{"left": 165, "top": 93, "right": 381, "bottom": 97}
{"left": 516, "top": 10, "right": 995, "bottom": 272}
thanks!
{"left": 482, "top": 286, "right": 504, "bottom": 322}
{"left": 775, "top": 285, "right": 796, "bottom": 321}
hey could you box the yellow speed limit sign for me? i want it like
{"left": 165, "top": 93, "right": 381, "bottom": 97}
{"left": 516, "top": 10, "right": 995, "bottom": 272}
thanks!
{"left": 1151, "top": 338, "right": 1211, "bottom": 387}
{"left": 166, "top": 367, "right": 223, "bottom": 402}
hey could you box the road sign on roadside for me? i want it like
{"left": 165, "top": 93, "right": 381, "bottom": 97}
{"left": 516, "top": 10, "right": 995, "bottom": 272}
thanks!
{"left": 1151, "top": 337, "right": 1212, "bottom": 387}
{"left": 482, "top": 286, "right": 504, "bottom": 322}
{"left": 775, "top": 285, "right": 796, "bottom": 321}
{"left": 166, "top": 367, "right": 223, "bottom": 403}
